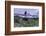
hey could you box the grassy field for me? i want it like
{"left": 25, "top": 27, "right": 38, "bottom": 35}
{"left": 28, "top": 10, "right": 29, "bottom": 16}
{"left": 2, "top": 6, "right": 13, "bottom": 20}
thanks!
{"left": 14, "top": 16, "right": 39, "bottom": 27}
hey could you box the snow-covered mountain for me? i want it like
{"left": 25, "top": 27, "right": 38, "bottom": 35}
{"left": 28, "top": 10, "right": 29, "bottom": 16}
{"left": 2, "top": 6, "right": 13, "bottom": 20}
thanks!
{"left": 14, "top": 8, "right": 39, "bottom": 18}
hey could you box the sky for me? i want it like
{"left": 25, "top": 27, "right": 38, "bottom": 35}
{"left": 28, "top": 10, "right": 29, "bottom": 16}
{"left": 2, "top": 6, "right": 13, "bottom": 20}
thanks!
{"left": 14, "top": 8, "right": 39, "bottom": 15}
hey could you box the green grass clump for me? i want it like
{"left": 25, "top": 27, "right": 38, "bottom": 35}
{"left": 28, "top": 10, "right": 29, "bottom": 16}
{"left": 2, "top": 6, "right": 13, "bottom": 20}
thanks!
{"left": 14, "top": 16, "right": 39, "bottom": 27}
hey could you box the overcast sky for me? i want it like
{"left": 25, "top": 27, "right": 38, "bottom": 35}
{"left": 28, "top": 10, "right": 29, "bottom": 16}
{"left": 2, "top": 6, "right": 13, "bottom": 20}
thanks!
{"left": 14, "top": 8, "right": 39, "bottom": 15}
